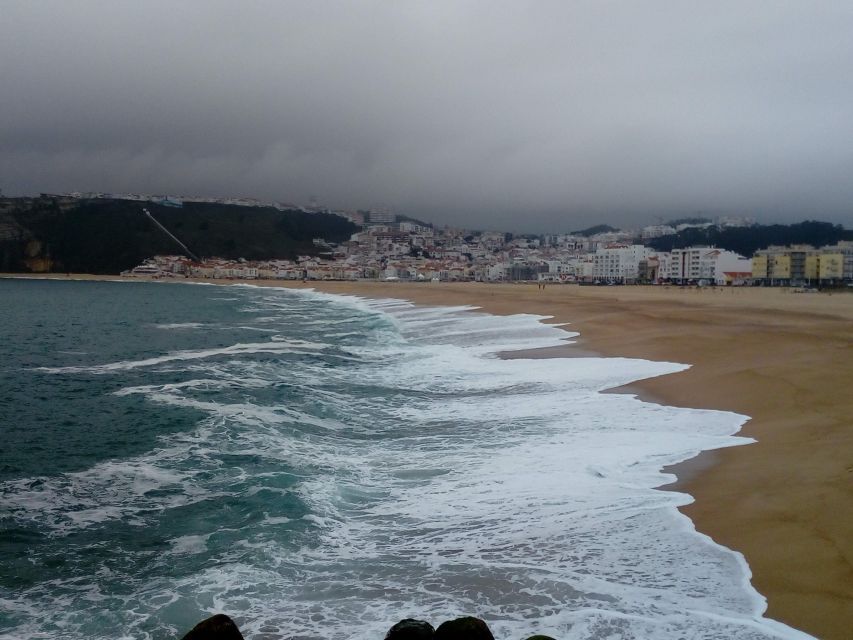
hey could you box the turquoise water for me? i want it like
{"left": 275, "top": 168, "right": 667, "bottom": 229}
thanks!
{"left": 2, "top": 281, "right": 214, "bottom": 479}
{"left": 0, "top": 279, "right": 812, "bottom": 640}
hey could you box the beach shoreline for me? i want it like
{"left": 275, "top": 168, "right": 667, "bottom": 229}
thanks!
{"left": 5, "top": 274, "right": 852, "bottom": 639}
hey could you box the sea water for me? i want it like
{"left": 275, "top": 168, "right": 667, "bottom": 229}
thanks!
{"left": 0, "top": 279, "right": 812, "bottom": 640}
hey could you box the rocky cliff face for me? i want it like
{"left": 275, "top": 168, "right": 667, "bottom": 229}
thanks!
{"left": 0, "top": 197, "right": 357, "bottom": 274}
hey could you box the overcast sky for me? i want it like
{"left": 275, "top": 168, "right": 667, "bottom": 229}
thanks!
{"left": 2, "top": 1, "right": 852, "bottom": 231}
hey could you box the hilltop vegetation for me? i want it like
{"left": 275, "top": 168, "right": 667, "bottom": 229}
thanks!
{"left": 646, "top": 220, "right": 853, "bottom": 256}
{"left": 0, "top": 197, "right": 356, "bottom": 274}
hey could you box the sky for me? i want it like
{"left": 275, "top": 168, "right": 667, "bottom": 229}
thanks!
{"left": 2, "top": 1, "right": 852, "bottom": 232}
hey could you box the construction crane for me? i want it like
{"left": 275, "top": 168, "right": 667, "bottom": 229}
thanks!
{"left": 142, "top": 208, "right": 201, "bottom": 262}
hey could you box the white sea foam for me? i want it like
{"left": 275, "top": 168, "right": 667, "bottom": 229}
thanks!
{"left": 168, "top": 534, "right": 212, "bottom": 556}
{"left": 1, "top": 285, "right": 814, "bottom": 640}
{"left": 35, "top": 339, "right": 331, "bottom": 374}
{"left": 153, "top": 322, "right": 207, "bottom": 329}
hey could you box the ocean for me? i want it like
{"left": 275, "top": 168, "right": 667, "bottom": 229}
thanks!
{"left": 0, "top": 278, "right": 811, "bottom": 640}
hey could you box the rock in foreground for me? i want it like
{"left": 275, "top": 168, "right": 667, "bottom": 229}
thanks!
{"left": 179, "top": 613, "right": 551, "bottom": 639}
{"left": 385, "top": 618, "right": 436, "bottom": 639}
{"left": 180, "top": 614, "right": 245, "bottom": 640}
{"left": 434, "top": 616, "right": 495, "bottom": 640}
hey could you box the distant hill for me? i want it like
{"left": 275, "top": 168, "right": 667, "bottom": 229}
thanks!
{"left": 0, "top": 197, "right": 357, "bottom": 274}
{"left": 646, "top": 220, "right": 853, "bottom": 255}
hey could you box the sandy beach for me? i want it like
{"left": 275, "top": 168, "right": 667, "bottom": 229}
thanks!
{"left": 5, "top": 275, "right": 852, "bottom": 639}
{"left": 272, "top": 280, "right": 853, "bottom": 640}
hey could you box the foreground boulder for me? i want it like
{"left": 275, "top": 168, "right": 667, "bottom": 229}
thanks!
{"left": 180, "top": 614, "right": 244, "bottom": 640}
{"left": 385, "top": 618, "right": 435, "bottom": 639}
{"left": 523, "top": 636, "right": 556, "bottom": 640}
{"left": 434, "top": 617, "right": 494, "bottom": 640}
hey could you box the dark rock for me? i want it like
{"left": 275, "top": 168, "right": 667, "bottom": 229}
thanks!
{"left": 523, "top": 636, "right": 556, "bottom": 640}
{"left": 180, "top": 614, "right": 244, "bottom": 640}
{"left": 385, "top": 618, "right": 435, "bottom": 640}
{"left": 434, "top": 616, "right": 494, "bottom": 640}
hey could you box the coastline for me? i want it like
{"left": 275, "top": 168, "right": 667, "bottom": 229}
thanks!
{"left": 5, "top": 275, "right": 852, "bottom": 639}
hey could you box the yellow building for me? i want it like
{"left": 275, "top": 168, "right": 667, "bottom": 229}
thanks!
{"left": 751, "top": 254, "right": 768, "bottom": 279}
{"left": 818, "top": 253, "right": 844, "bottom": 280}
{"left": 752, "top": 247, "right": 796, "bottom": 283}
{"left": 805, "top": 255, "right": 820, "bottom": 280}
{"left": 753, "top": 244, "right": 850, "bottom": 285}
{"left": 769, "top": 254, "right": 791, "bottom": 279}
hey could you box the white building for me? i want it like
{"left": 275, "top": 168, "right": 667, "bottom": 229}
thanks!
{"left": 669, "top": 247, "right": 751, "bottom": 284}
{"left": 655, "top": 252, "right": 673, "bottom": 280}
{"left": 640, "top": 224, "right": 676, "bottom": 240}
{"left": 592, "top": 244, "right": 652, "bottom": 282}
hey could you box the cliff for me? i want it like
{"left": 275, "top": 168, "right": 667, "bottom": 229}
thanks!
{"left": 0, "top": 197, "right": 357, "bottom": 274}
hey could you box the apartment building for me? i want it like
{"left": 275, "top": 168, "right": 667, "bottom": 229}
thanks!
{"left": 592, "top": 244, "right": 652, "bottom": 283}
{"left": 752, "top": 243, "right": 853, "bottom": 285}
{"left": 669, "top": 247, "right": 750, "bottom": 284}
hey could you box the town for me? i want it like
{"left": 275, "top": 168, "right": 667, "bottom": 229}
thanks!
{"left": 48, "top": 191, "right": 852, "bottom": 287}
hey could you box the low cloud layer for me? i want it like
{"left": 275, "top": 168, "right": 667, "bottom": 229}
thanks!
{"left": 2, "top": 1, "right": 852, "bottom": 231}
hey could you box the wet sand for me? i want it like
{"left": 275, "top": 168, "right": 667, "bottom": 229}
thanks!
{"left": 6, "top": 275, "right": 853, "bottom": 638}
{"left": 275, "top": 280, "right": 853, "bottom": 640}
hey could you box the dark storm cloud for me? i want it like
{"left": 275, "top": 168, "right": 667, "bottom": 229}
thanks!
{"left": 2, "top": 1, "right": 852, "bottom": 231}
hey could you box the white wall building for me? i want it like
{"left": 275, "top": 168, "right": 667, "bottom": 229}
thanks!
{"left": 640, "top": 225, "right": 676, "bottom": 239}
{"left": 592, "top": 244, "right": 652, "bottom": 282}
{"left": 669, "top": 247, "right": 751, "bottom": 284}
